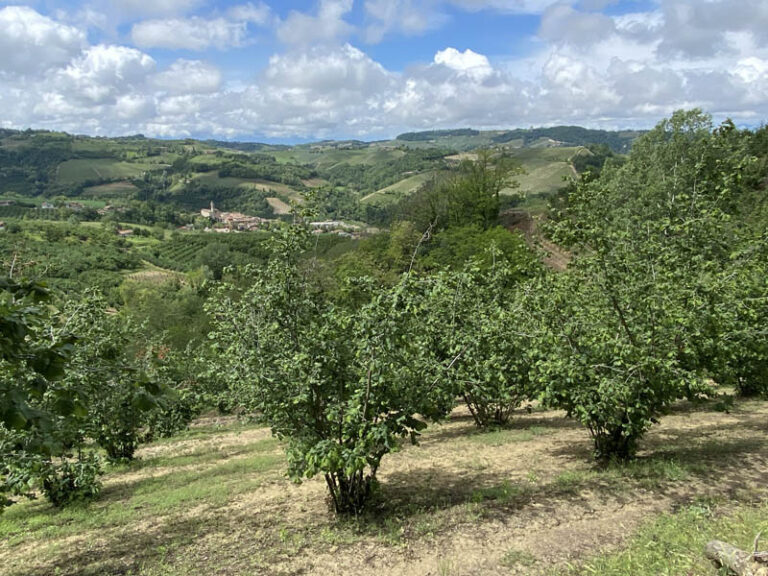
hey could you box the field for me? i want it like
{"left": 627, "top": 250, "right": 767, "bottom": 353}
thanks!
{"left": 2, "top": 399, "right": 765, "bottom": 576}
{"left": 266, "top": 197, "right": 292, "bottom": 215}
{"left": 507, "top": 147, "right": 580, "bottom": 198}
{"left": 57, "top": 159, "right": 164, "bottom": 185}
{"left": 82, "top": 181, "right": 140, "bottom": 199}
{"left": 272, "top": 145, "right": 406, "bottom": 168}
{"left": 361, "top": 172, "right": 437, "bottom": 204}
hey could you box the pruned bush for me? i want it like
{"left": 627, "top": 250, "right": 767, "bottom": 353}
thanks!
{"left": 428, "top": 253, "right": 539, "bottom": 429}
{"left": 57, "top": 292, "right": 169, "bottom": 464}
{"left": 204, "top": 222, "right": 454, "bottom": 515}
{"left": 39, "top": 453, "right": 102, "bottom": 507}
{"left": 530, "top": 110, "right": 759, "bottom": 461}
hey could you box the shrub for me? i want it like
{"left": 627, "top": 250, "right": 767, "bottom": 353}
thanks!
{"left": 205, "top": 222, "right": 454, "bottom": 514}
{"left": 40, "top": 453, "right": 102, "bottom": 507}
{"left": 430, "top": 253, "right": 539, "bottom": 429}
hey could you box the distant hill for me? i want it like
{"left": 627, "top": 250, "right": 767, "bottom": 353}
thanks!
{"left": 396, "top": 126, "right": 643, "bottom": 153}
{"left": 396, "top": 129, "right": 481, "bottom": 142}
{"left": 0, "top": 125, "right": 640, "bottom": 226}
{"left": 491, "top": 126, "right": 642, "bottom": 153}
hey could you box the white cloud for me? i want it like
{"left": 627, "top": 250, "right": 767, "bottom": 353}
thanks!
{"left": 56, "top": 44, "right": 156, "bottom": 104}
{"left": 434, "top": 48, "right": 493, "bottom": 80}
{"left": 277, "top": 0, "right": 354, "bottom": 45}
{"left": 0, "top": 6, "right": 85, "bottom": 75}
{"left": 363, "top": 0, "right": 447, "bottom": 43}
{"left": 539, "top": 2, "right": 616, "bottom": 46}
{"left": 152, "top": 59, "right": 222, "bottom": 93}
{"left": 110, "top": 0, "right": 205, "bottom": 19}
{"left": 131, "top": 17, "right": 249, "bottom": 50}
{"left": 228, "top": 2, "right": 271, "bottom": 25}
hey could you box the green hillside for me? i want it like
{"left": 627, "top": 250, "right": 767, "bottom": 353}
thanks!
{"left": 0, "top": 126, "right": 638, "bottom": 226}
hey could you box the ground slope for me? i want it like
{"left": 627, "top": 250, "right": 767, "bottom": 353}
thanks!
{"left": 1, "top": 399, "right": 766, "bottom": 576}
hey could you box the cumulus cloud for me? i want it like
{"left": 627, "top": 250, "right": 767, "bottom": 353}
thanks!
{"left": 434, "top": 48, "right": 493, "bottom": 80}
{"left": 277, "top": 0, "right": 354, "bottom": 45}
{"left": 0, "top": 6, "right": 85, "bottom": 75}
{"left": 2, "top": 2, "right": 768, "bottom": 139}
{"left": 131, "top": 17, "right": 250, "bottom": 50}
{"left": 363, "top": 0, "right": 447, "bottom": 43}
{"left": 152, "top": 59, "right": 222, "bottom": 94}
{"left": 55, "top": 44, "right": 156, "bottom": 105}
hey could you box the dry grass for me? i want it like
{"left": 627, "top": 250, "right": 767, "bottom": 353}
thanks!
{"left": 266, "top": 197, "right": 292, "bottom": 215}
{"left": 1, "top": 400, "right": 766, "bottom": 576}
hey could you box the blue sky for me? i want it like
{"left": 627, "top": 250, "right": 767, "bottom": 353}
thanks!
{"left": 0, "top": 0, "right": 767, "bottom": 141}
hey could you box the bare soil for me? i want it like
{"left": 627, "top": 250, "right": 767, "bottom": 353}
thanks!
{"left": 501, "top": 209, "right": 571, "bottom": 270}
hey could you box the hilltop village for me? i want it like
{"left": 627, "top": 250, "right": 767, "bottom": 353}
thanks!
{"left": 200, "top": 201, "right": 362, "bottom": 237}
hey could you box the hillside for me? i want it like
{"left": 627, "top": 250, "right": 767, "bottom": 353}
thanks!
{"left": 1, "top": 399, "right": 766, "bottom": 576}
{"left": 0, "top": 126, "right": 633, "bottom": 227}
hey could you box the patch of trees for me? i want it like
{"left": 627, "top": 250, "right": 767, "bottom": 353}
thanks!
{"left": 202, "top": 111, "right": 767, "bottom": 516}
{"left": 308, "top": 186, "right": 364, "bottom": 221}
{"left": 396, "top": 129, "right": 480, "bottom": 141}
{"left": 218, "top": 160, "right": 315, "bottom": 185}
{"left": 0, "top": 282, "right": 197, "bottom": 510}
{"left": 399, "top": 149, "right": 519, "bottom": 232}
{"left": 166, "top": 183, "right": 273, "bottom": 218}
{"left": 571, "top": 143, "right": 620, "bottom": 175}
{"left": 204, "top": 141, "right": 282, "bottom": 152}
{"left": 492, "top": 126, "right": 641, "bottom": 153}
{"left": 324, "top": 148, "right": 450, "bottom": 194}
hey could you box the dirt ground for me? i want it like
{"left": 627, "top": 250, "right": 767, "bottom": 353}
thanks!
{"left": 2, "top": 400, "right": 767, "bottom": 576}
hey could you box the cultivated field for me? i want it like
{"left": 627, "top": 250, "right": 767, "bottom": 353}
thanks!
{"left": 362, "top": 172, "right": 437, "bottom": 204}
{"left": 266, "top": 197, "right": 292, "bottom": 215}
{"left": 2, "top": 399, "right": 766, "bottom": 576}
{"left": 82, "top": 181, "right": 140, "bottom": 198}
{"left": 57, "top": 159, "right": 163, "bottom": 184}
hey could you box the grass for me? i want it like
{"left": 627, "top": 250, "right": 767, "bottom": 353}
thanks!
{"left": 361, "top": 172, "right": 437, "bottom": 204}
{"left": 0, "top": 425, "right": 282, "bottom": 545}
{"left": 466, "top": 425, "right": 554, "bottom": 447}
{"left": 1, "top": 400, "right": 766, "bottom": 575}
{"left": 567, "top": 498, "right": 768, "bottom": 576}
{"left": 57, "top": 159, "right": 162, "bottom": 184}
{"left": 82, "top": 181, "right": 139, "bottom": 198}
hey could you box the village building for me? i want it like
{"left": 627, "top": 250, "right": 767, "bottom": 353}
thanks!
{"left": 201, "top": 201, "right": 271, "bottom": 231}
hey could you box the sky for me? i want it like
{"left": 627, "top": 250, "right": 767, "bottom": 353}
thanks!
{"left": 0, "top": 0, "right": 767, "bottom": 142}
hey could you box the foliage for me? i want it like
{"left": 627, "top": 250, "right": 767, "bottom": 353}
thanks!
{"left": 204, "top": 221, "right": 453, "bottom": 514}
{"left": 0, "top": 277, "right": 76, "bottom": 511}
{"left": 430, "top": 251, "right": 540, "bottom": 428}
{"left": 39, "top": 453, "right": 102, "bottom": 508}
{"left": 402, "top": 150, "right": 521, "bottom": 231}
{"left": 0, "top": 221, "right": 142, "bottom": 299}
{"left": 56, "top": 292, "right": 169, "bottom": 463}
{"left": 531, "top": 110, "right": 766, "bottom": 460}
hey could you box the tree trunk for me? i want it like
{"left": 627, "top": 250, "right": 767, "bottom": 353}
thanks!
{"left": 705, "top": 540, "right": 768, "bottom": 576}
